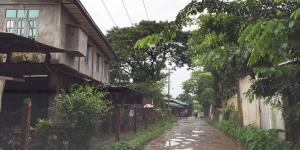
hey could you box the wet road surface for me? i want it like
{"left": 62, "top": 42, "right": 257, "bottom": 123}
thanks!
{"left": 144, "top": 117, "right": 239, "bottom": 150}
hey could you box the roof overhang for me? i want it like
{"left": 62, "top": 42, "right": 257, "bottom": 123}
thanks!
{"left": 0, "top": 32, "right": 84, "bottom": 57}
{"left": 0, "top": 63, "right": 102, "bottom": 92}
{"left": 61, "top": 0, "right": 117, "bottom": 60}
{"left": 167, "top": 102, "right": 185, "bottom": 109}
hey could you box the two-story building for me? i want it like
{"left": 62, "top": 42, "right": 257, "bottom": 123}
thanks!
{"left": 0, "top": 0, "right": 116, "bottom": 117}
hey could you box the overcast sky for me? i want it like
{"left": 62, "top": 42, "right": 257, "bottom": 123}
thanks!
{"left": 80, "top": 0, "right": 192, "bottom": 98}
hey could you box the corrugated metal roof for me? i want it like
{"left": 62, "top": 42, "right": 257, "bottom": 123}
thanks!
{"left": 0, "top": 32, "right": 83, "bottom": 57}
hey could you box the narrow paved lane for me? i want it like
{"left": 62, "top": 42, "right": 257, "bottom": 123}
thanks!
{"left": 144, "top": 117, "right": 239, "bottom": 150}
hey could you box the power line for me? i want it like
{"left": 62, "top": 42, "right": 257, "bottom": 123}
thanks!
{"left": 142, "top": 0, "right": 150, "bottom": 20}
{"left": 121, "top": 0, "right": 133, "bottom": 25}
{"left": 100, "top": 0, "right": 117, "bottom": 26}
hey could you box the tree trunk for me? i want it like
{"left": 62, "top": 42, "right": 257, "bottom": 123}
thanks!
{"left": 284, "top": 95, "right": 300, "bottom": 142}
{"left": 213, "top": 73, "right": 221, "bottom": 118}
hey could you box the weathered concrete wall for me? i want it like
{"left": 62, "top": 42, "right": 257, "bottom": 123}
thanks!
{"left": 259, "top": 97, "right": 285, "bottom": 137}
{"left": 58, "top": 5, "right": 110, "bottom": 83}
{"left": 59, "top": 6, "right": 79, "bottom": 69}
{"left": 239, "top": 76, "right": 261, "bottom": 127}
{"left": 259, "top": 97, "right": 285, "bottom": 139}
{"left": 0, "top": 0, "right": 112, "bottom": 83}
{"left": 239, "top": 75, "right": 285, "bottom": 135}
{"left": 0, "top": 0, "right": 60, "bottom": 47}
{"left": 224, "top": 94, "right": 238, "bottom": 110}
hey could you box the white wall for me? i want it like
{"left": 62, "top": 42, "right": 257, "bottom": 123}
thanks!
{"left": 239, "top": 75, "right": 285, "bottom": 137}
{"left": 259, "top": 97, "right": 285, "bottom": 138}
{"left": 239, "top": 76, "right": 261, "bottom": 127}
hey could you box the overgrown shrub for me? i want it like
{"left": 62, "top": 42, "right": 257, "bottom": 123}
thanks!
{"left": 35, "top": 85, "right": 111, "bottom": 150}
{"left": 104, "top": 117, "right": 177, "bottom": 150}
{"left": 223, "top": 104, "right": 235, "bottom": 120}
{"left": 207, "top": 119, "right": 300, "bottom": 150}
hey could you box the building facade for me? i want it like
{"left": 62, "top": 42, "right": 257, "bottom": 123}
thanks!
{"left": 0, "top": 0, "right": 116, "bottom": 118}
{"left": 0, "top": 0, "right": 116, "bottom": 83}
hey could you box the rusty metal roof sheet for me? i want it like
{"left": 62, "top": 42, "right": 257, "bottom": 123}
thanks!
{"left": 0, "top": 32, "right": 84, "bottom": 57}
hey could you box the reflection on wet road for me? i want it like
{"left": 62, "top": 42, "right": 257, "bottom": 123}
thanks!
{"left": 144, "top": 117, "right": 239, "bottom": 150}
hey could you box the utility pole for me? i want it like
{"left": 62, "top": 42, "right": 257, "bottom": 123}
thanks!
{"left": 167, "top": 68, "right": 170, "bottom": 110}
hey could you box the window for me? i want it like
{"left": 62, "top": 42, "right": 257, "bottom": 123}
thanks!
{"left": 96, "top": 53, "right": 101, "bottom": 72}
{"left": 5, "top": 9, "right": 39, "bottom": 39}
{"left": 17, "top": 20, "right": 25, "bottom": 36}
{"left": 28, "top": 20, "right": 37, "bottom": 39}
{"left": 85, "top": 45, "right": 92, "bottom": 64}
{"left": 6, "top": 10, "right": 17, "bottom": 18}
{"left": 6, "top": 20, "right": 14, "bottom": 33}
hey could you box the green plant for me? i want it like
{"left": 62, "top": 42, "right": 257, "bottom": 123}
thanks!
{"left": 12, "top": 53, "right": 40, "bottom": 62}
{"left": 206, "top": 119, "right": 300, "bottom": 150}
{"left": 104, "top": 117, "right": 177, "bottom": 150}
{"left": 223, "top": 104, "right": 235, "bottom": 121}
{"left": 35, "top": 119, "right": 56, "bottom": 140}
{"left": 35, "top": 85, "right": 111, "bottom": 149}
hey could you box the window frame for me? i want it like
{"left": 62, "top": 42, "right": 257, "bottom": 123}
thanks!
{"left": 4, "top": 9, "right": 40, "bottom": 39}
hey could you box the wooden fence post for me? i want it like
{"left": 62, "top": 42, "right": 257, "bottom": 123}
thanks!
{"left": 109, "top": 112, "right": 112, "bottom": 135}
{"left": 20, "top": 98, "right": 32, "bottom": 150}
{"left": 115, "top": 105, "right": 121, "bottom": 142}
{"left": 133, "top": 107, "right": 137, "bottom": 133}
{"left": 144, "top": 108, "right": 148, "bottom": 129}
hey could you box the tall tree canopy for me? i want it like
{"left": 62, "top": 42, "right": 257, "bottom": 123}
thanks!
{"left": 180, "top": 71, "right": 215, "bottom": 115}
{"left": 176, "top": 0, "right": 300, "bottom": 141}
{"left": 107, "top": 21, "right": 190, "bottom": 85}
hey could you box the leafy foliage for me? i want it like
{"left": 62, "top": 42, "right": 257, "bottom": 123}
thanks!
{"left": 34, "top": 85, "right": 111, "bottom": 149}
{"left": 207, "top": 119, "right": 300, "bottom": 150}
{"left": 104, "top": 117, "right": 177, "bottom": 150}
{"left": 129, "top": 81, "right": 165, "bottom": 106}
{"left": 187, "top": 12, "right": 244, "bottom": 109}
{"left": 176, "top": 0, "right": 299, "bottom": 27}
{"left": 180, "top": 71, "right": 215, "bottom": 114}
{"left": 175, "top": 93, "right": 193, "bottom": 104}
{"left": 237, "top": 5, "right": 300, "bottom": 141}
{"left": 107, "top": 21, "right": 190, "bottom": 84}
{"left": 176, "top": 0, "right": 300, "bottom": 140}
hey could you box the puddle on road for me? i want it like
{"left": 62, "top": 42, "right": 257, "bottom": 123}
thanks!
{"left": 185, "top": 138, "right": 196, "bottom": 142}
{"left": 192, "top": 130, "right": 204, "bottom": 133}
{"left": 182, "top": 141, "right": 191, "bottom": 144}
{"left": 164, "top": 130, "right": 198, "bottom": 148}
{"left": 164, "top": 140, "right": 180, "bottom": 147}
{"left": 171, "top": 138, "right": 183, "bottom": 142}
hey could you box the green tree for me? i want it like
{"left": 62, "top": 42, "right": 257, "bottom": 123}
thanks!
{"left": 177, "top": 0, "right": 300, "bottom": 141}
{"left": 107, "top": 21, "right": 190, "bottom": 85}
{"left": 35, "top": 85, "right": 111, "bottom": 149}
{"left": 176, "top": 93, "right": 193, "bottom": 104}
{"left": 186, "top": 13, "right": 244, "bottom": 119}
{"left": 238, "top": 8, "right": 300, "bottom": 141}
{"left": 181, "top": 71, "right": 215, "bottom": 115}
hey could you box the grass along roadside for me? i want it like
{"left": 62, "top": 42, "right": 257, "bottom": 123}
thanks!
{"left": 104, "top": 117, "right": 177, "bottom": 150}
{"left": 205, "top": 118, "right": 300, "bottom": 150}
